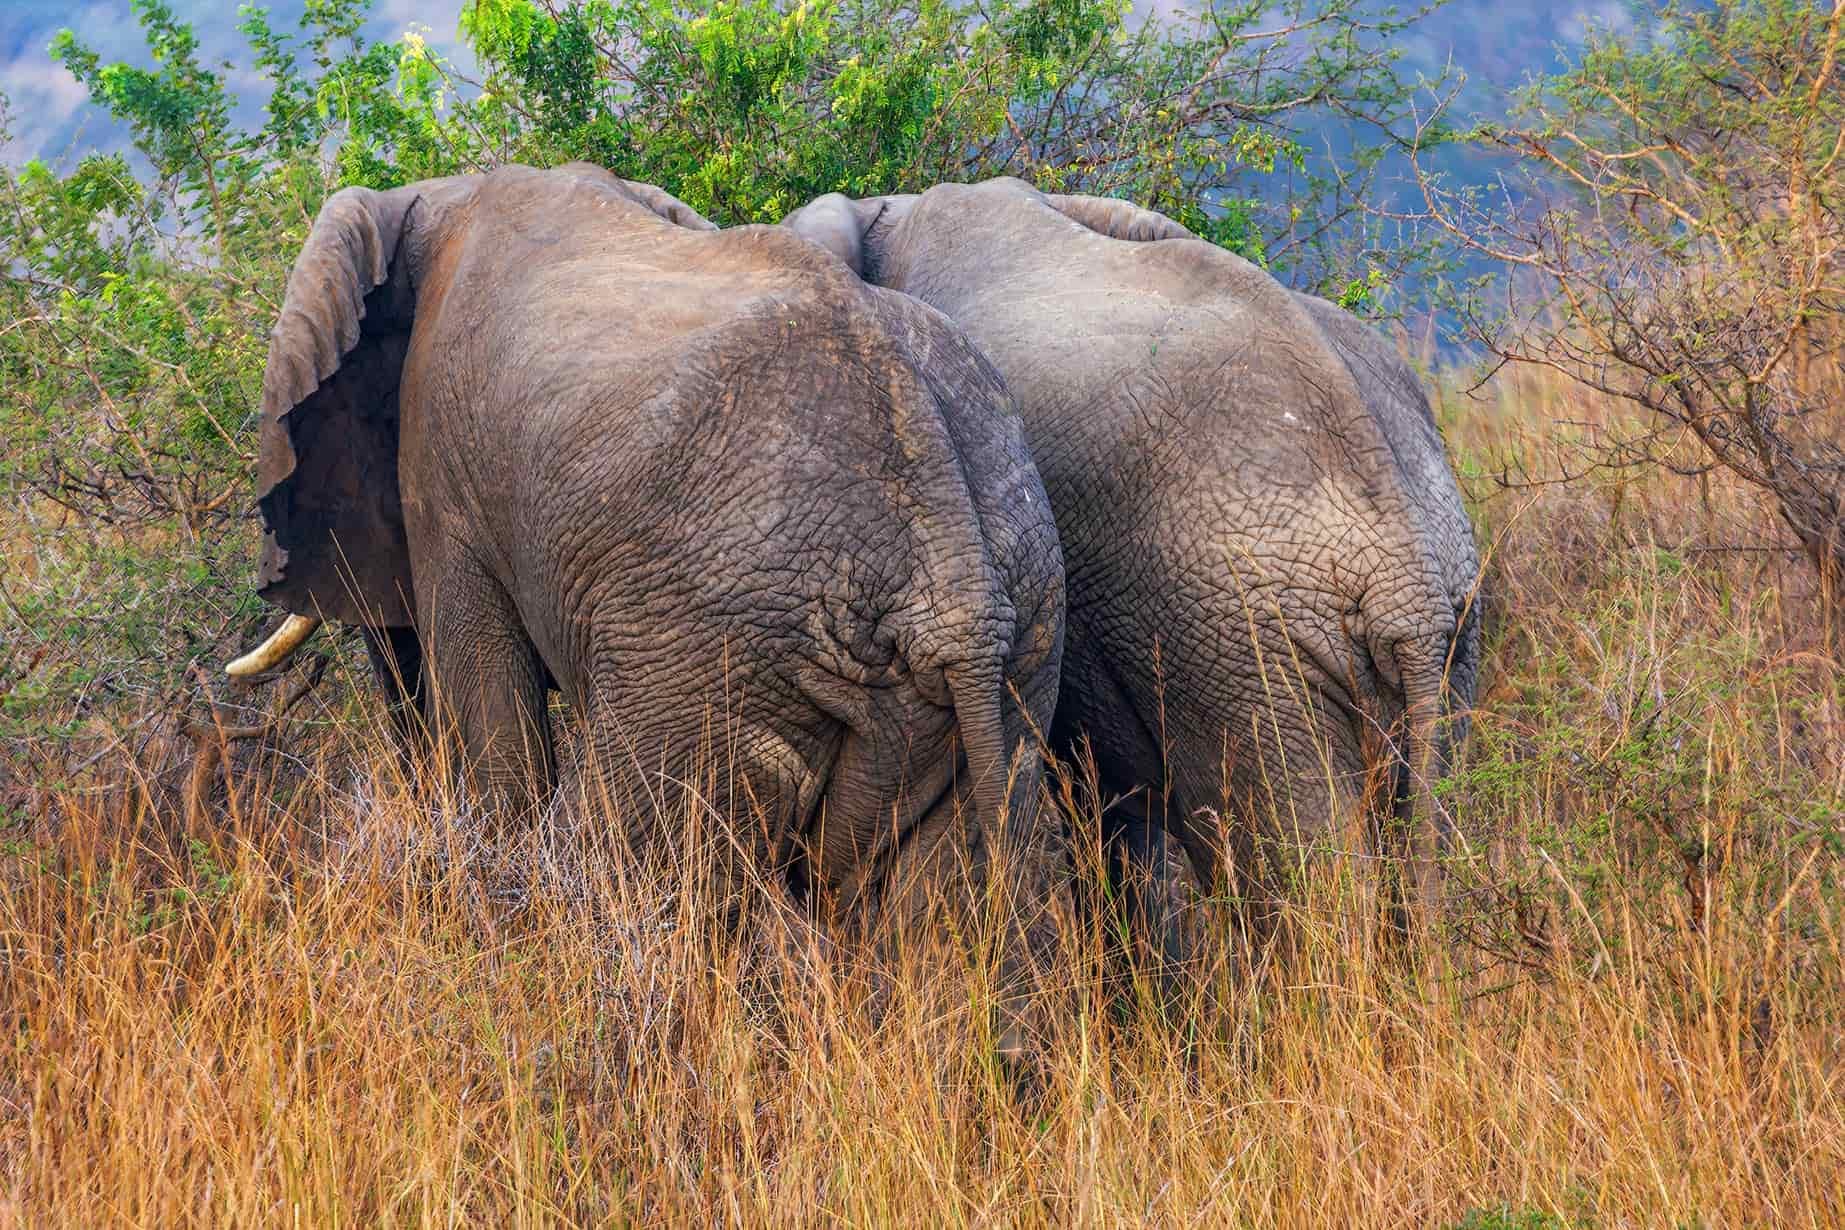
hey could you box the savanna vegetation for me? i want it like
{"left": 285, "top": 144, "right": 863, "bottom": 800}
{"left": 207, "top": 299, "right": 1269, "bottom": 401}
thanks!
{"left": 1, "top": 0, "right": 1841, "bottom": 1224}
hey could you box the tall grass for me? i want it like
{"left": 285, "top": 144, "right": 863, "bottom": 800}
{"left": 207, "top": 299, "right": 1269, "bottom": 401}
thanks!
{"left": 2, "top": 364, "right": 1843, "bottom": 1226}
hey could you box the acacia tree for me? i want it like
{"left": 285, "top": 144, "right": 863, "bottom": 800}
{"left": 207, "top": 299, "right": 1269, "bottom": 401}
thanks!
{"left": 1414, "top": 0, "right": 1845, "bottom": 606}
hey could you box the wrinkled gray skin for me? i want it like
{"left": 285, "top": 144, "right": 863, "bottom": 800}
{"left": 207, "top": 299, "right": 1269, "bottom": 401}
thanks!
{"left": 242, "top": 164, "right": 1065, "bottom": 1013}
{"left": 784, "top": 178, "right": 1479, "bottom": 944}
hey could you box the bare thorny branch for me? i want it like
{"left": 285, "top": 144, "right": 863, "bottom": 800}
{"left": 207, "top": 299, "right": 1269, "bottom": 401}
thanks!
{"left": 1399, "top": 0, "right": 1845, "bottom": 607}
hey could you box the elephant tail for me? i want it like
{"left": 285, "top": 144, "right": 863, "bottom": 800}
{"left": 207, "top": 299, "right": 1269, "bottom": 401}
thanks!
{"left": 945, "top": 663, "right": 1024, "bottom": 851}
{"left": 1382, "top": 597, "right": 1480, "bottom": 936}
{"left": 1389, "top": 649, "right": 1447, "bottom": 936}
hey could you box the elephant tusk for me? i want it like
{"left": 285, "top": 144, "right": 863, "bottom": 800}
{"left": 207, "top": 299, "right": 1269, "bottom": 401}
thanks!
{"left": 225, "top": 614, "right": 321, "bottom": 678}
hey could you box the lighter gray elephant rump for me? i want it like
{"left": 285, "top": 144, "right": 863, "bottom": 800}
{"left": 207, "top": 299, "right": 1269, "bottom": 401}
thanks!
{"left": 784, "top": 177, "right": 1481, "bottom": 929}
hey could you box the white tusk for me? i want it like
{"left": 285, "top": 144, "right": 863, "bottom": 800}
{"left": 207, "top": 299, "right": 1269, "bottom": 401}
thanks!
{"left": 225, "top": 614, "right": 321, "bottom": 678}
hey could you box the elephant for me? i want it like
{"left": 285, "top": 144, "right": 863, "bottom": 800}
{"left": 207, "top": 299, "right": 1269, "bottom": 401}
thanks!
{"left": 225, "top": 163, "right": 1067, "bottom": 1041}
{"left": 783, "top": 178, "right": 1481, "bottom": 952}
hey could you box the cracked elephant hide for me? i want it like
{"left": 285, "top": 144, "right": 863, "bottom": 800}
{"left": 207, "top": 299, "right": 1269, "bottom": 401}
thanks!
{"left": 783, "top": 177, "right": 1482, "bottom": 945}
{"left": 233, "top": 164, "right": 1067, "bottom": 1024}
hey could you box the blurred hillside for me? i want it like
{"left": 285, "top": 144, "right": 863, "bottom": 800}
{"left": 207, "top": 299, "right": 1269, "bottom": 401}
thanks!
{"left": 1401, "top": 0, "right": 1643, "bottom": 107}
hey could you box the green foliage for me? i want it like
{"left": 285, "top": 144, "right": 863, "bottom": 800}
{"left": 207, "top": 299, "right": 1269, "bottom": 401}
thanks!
{"left": 1433, "top": 410, "right": 1845, "bottom": 996}
{"left": 1336, "top": 265, "right": 1388, "bottom": 313}
{"left": 48, "top": 3, "right": 235, "bottom": 232}
{"left": 1449, "top": 1206, "right": 1572, "bottom": 1230}
{"left": 1515, "top": 0, "right": 1845, "bottom": 271}
{"left": 1, "top": 6, "right": 361, "bottom": 766}
{"left": 333, "top": 0, "right": 1433, "bottom": 256}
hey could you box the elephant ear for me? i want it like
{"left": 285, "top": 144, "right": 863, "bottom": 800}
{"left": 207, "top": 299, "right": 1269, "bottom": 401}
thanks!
{"left": 612, "top": 178, "right": 718, "bottom": 231}
{"left": 1042, "top": 193, "right": 1196, "bottom": 243}
{"left": 254, "top": 183, "right": 424, "bottom": 627}
{"left": 553, "top": 162, "right": 717, "bottom": 231}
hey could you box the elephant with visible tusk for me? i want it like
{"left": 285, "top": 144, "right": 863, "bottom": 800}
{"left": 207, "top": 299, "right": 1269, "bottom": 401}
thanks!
{"left": 784, "top": 178, "right": 1481, "bottom": 957}
{"left": 228, "top": 164, "right": 1067, "bottom": 1049}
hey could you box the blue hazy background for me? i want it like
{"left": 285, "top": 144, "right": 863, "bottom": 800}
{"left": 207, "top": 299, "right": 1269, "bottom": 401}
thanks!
{"left": 3, "top": 1, "right": 1640, "bottom": 164}
{"left": 1, "top": 1, "right": 469, "bottom": 162}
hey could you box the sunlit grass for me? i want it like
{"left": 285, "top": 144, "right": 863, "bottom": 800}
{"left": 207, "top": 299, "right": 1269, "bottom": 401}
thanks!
{"left": 3, "top": 363, "right": 1844, "bottom": 1226}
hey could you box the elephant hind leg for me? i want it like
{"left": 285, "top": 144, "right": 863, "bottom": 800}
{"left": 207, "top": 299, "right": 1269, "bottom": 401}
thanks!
{"left": 1052, "top": 691, "right": 1189, "bottom": 1000}
{"left": 1175, "top": 725, "right": 1379, "bottom": 968}
{"left": 1099, "top": 803, "right": 1188, "bottom": 990}
{"left": 418, "top": 552, "right": 557, "bottom": 825}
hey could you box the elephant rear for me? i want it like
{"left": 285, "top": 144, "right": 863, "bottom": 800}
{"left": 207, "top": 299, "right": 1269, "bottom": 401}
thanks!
{"left": 497, "top": 238, "right": 1064, "bottom": 903}
{"left": 783, "top": 177, "right": 1482, "bottom": 947}
{"left": 232, "top": 161, "right": 1065, "bottom": 1059}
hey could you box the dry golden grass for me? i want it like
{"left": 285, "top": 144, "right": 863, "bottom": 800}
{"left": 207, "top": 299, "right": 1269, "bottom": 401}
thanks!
{"left": 3, "top": 364, "right": 1844, "bottom": 1227}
